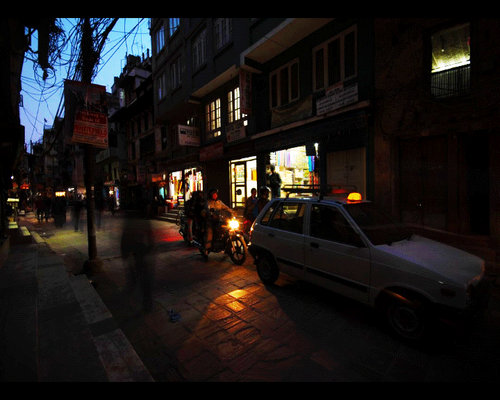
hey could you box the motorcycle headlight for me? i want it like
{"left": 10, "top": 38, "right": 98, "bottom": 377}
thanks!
{"left": 228, "top": 218, "right": 239, "bottom": 230}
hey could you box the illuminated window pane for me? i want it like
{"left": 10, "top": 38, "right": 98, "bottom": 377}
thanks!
{"left": 431, "top": 23, "right": 470, "bottom": 98}
{"left": 432, "top": 23, "right": 470, "bottom": 73}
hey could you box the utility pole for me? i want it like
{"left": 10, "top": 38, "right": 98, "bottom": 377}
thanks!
{"left": 80, "top": 17, "right": 100, "bottom": 275}
{"left": 78, "top": 17, "right": 118, "bottom": 275}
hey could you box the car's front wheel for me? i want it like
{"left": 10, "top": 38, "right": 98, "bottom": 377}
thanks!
{"left": 256, "top": 254, "right": 279, "bottom": 284}
{"left": 385, "top": 295, "right": 428, "bottom": 342}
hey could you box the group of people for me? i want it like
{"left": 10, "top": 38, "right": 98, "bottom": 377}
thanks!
{"left": 182, "top": 185, "right": 271, "bottom": 252}
{"left": 34, "top": 195, "right": 67, "bottom": 227}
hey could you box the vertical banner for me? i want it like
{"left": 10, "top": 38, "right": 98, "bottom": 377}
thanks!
{"left": 64, "top": 80, "right": 109, "bottom": 148}
{"left": 239, "top": 69, "right": 252, "bottom": 115}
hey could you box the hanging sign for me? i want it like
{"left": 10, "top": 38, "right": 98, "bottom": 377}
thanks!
{"left": 64, "top": 80, "right": 109, "bottom": 148}
{"left": 177, "top": 125, "right": 200, "bottom": 146}
{"left": 239, "top": 69, "right": 252, "bottom": 115}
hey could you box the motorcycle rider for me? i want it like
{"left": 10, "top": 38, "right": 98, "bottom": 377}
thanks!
{"left": 202, "top": 188, "right": 234, "bottom": 254}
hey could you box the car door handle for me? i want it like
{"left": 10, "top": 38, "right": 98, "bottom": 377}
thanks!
{"left": 268, "top": 233, "right": 275, "bottom": 238}
{"left": 310, "top": 242, "right": 319, "bottom": 248}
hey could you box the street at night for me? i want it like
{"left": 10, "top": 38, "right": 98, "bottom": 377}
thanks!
{"left": 10, "top": 209, "right": 500, "bottom": 382}
{"left": 3, "top": 17, "right": 500, "bottom": 384}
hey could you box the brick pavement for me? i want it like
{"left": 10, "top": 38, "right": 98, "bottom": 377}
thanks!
{"left": 14, "top": 211, "right": 500, "bottom": 382}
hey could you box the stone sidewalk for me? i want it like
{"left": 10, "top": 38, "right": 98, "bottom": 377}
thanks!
{"left": 0, "top": 224, "right": 153, "bottom": 381}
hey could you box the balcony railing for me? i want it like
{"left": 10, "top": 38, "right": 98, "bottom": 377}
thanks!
{"left": 431, "top": 64, "right": 470, "bottom": 99}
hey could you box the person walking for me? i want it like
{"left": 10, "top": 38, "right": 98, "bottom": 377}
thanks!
{"left": 121, "top": 210, "right": 155, "bottom": 312}
{"left": 72, "top": 196, "right": 83, "bottom": 232}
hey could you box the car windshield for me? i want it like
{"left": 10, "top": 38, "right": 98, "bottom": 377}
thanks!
{"left": 344, "top": 202, "right": 412, "bottom": 246}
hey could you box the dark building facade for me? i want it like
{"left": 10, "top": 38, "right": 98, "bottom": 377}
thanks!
{"left": 373, "top": 18, "right": 500, "bottom": 270}
{"left": 151, "top": 18, "right": 374, "bottom": 211}
{"left": 149, "top": 17, "right": 498, "bottom": 270}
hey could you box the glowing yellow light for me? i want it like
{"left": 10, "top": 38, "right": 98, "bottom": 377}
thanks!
{"left": 228, "top": 218, "right": 240, "bottom": 230}
{"left": 55, "top": 191, "right": 66, "bottom": 197}
{"left": 347, "top": 192, "right": 362, "bottom": 202}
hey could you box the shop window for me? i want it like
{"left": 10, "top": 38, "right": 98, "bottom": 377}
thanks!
{"left": 313, "top": 25, "right": 357, "bottom": 91}
{"left": 431, "top": 23, "right": 470, "bottom": 98}
{"left": 205, "top": 98, "right": 221, "bottom": 139}
{"left": 270, "top": 145, "right": 319, "bottom": 189}
{"left": 269, "top": 59, "right": 300, "bottom": 109}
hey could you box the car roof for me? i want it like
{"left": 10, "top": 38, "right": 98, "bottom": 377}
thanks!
{"left": 277, "top": 195, "right": 370, "bottom": 206}
{"left": 277, "top": 186, "right": 370, "bottom": 206}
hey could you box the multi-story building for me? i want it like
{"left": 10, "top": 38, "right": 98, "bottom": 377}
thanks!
{"left": 95, "top": 89, "right": 127, "bottom": 209}
{"left": 373, "top": 18, "right": 500, "bottom": 270}
{"left": 109, "top": 53, "right": 154, "bottom": 210}
{"left": 151, "top": 18, "right": 374, "bottom": 212}
{"left": 149, "top": 17, "right": 498, "bottom": 270}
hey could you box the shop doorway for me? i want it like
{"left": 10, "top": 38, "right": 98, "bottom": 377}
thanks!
{"left": 230, "top": 157, "right": 257, "bottom": 209}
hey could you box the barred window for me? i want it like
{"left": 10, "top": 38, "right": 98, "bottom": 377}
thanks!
{"left": 431, "top": 23, "right": 470, "bottom": 98}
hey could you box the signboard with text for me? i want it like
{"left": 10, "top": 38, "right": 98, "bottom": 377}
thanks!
{"left": 316, "top": 82, "right": 358, "bottom": 115}
{"left": 226, "top": 120, "right": 246, "bottom": 143}
{"left": 178, "top": 125, "right": 200, "bottom": 146}
{"left": 64, "top": 80, "right": 109, "bottom": 148}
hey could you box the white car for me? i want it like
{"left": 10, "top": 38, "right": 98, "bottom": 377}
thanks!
{"left": 248, "top": 191, "right": 490, "bottom": 341}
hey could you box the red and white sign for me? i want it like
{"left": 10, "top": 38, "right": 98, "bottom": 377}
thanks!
{"left": 64, "top": 80, "right": 108, "bottom": 148}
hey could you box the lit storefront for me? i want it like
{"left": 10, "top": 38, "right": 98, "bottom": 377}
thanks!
{"left": 229, "top": 156, "right": 257, "bottom": 209}
{"left": 268, "top": 145, "right": 319, "bottom": 195}
{"left": 167, "top": 167, "right": 204, "bottom": 208}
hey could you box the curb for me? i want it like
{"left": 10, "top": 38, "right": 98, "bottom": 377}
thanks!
{"left": 24, "top": 226, "right": 154, "bottom": 381}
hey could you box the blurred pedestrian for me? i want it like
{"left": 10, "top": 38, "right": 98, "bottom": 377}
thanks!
{"left": 108, "top": 194, "right": 115, "bottom": 216}
{"left": 43, "top": 195, "right": 52, "bottom": 222}
{"left": 95, "top": 191, "right": 104, "bottom": 230}
{"left": 35, "top": 195, "right": 44, "bottom": 222}
{"left": 53, "top": 196, "right": 66, "bottom": 228}
{"left": 72, "top": 196, "right": 83, "bottom": 232}
{"left": 120, "top": 210, "right": 155, "bottom": 312}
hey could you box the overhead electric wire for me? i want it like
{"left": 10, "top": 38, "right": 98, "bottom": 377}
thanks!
{"left": 22, "top": 17, "right": 149, "bottom": 150}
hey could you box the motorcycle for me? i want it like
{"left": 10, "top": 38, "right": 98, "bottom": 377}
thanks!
{"left": 193, "top": 209, "right": 247, "bottom": 265}
{"left": 177, "top": 210, "right": 193, "bottom": 244}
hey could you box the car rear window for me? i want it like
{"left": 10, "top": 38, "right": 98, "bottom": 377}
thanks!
{"left": 345, "top": 202, "right": 411, "bottom": 245}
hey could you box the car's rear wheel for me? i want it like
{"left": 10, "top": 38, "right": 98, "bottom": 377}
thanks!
{"left": 256, "top": 254, "right": 279, "bottom": 284}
